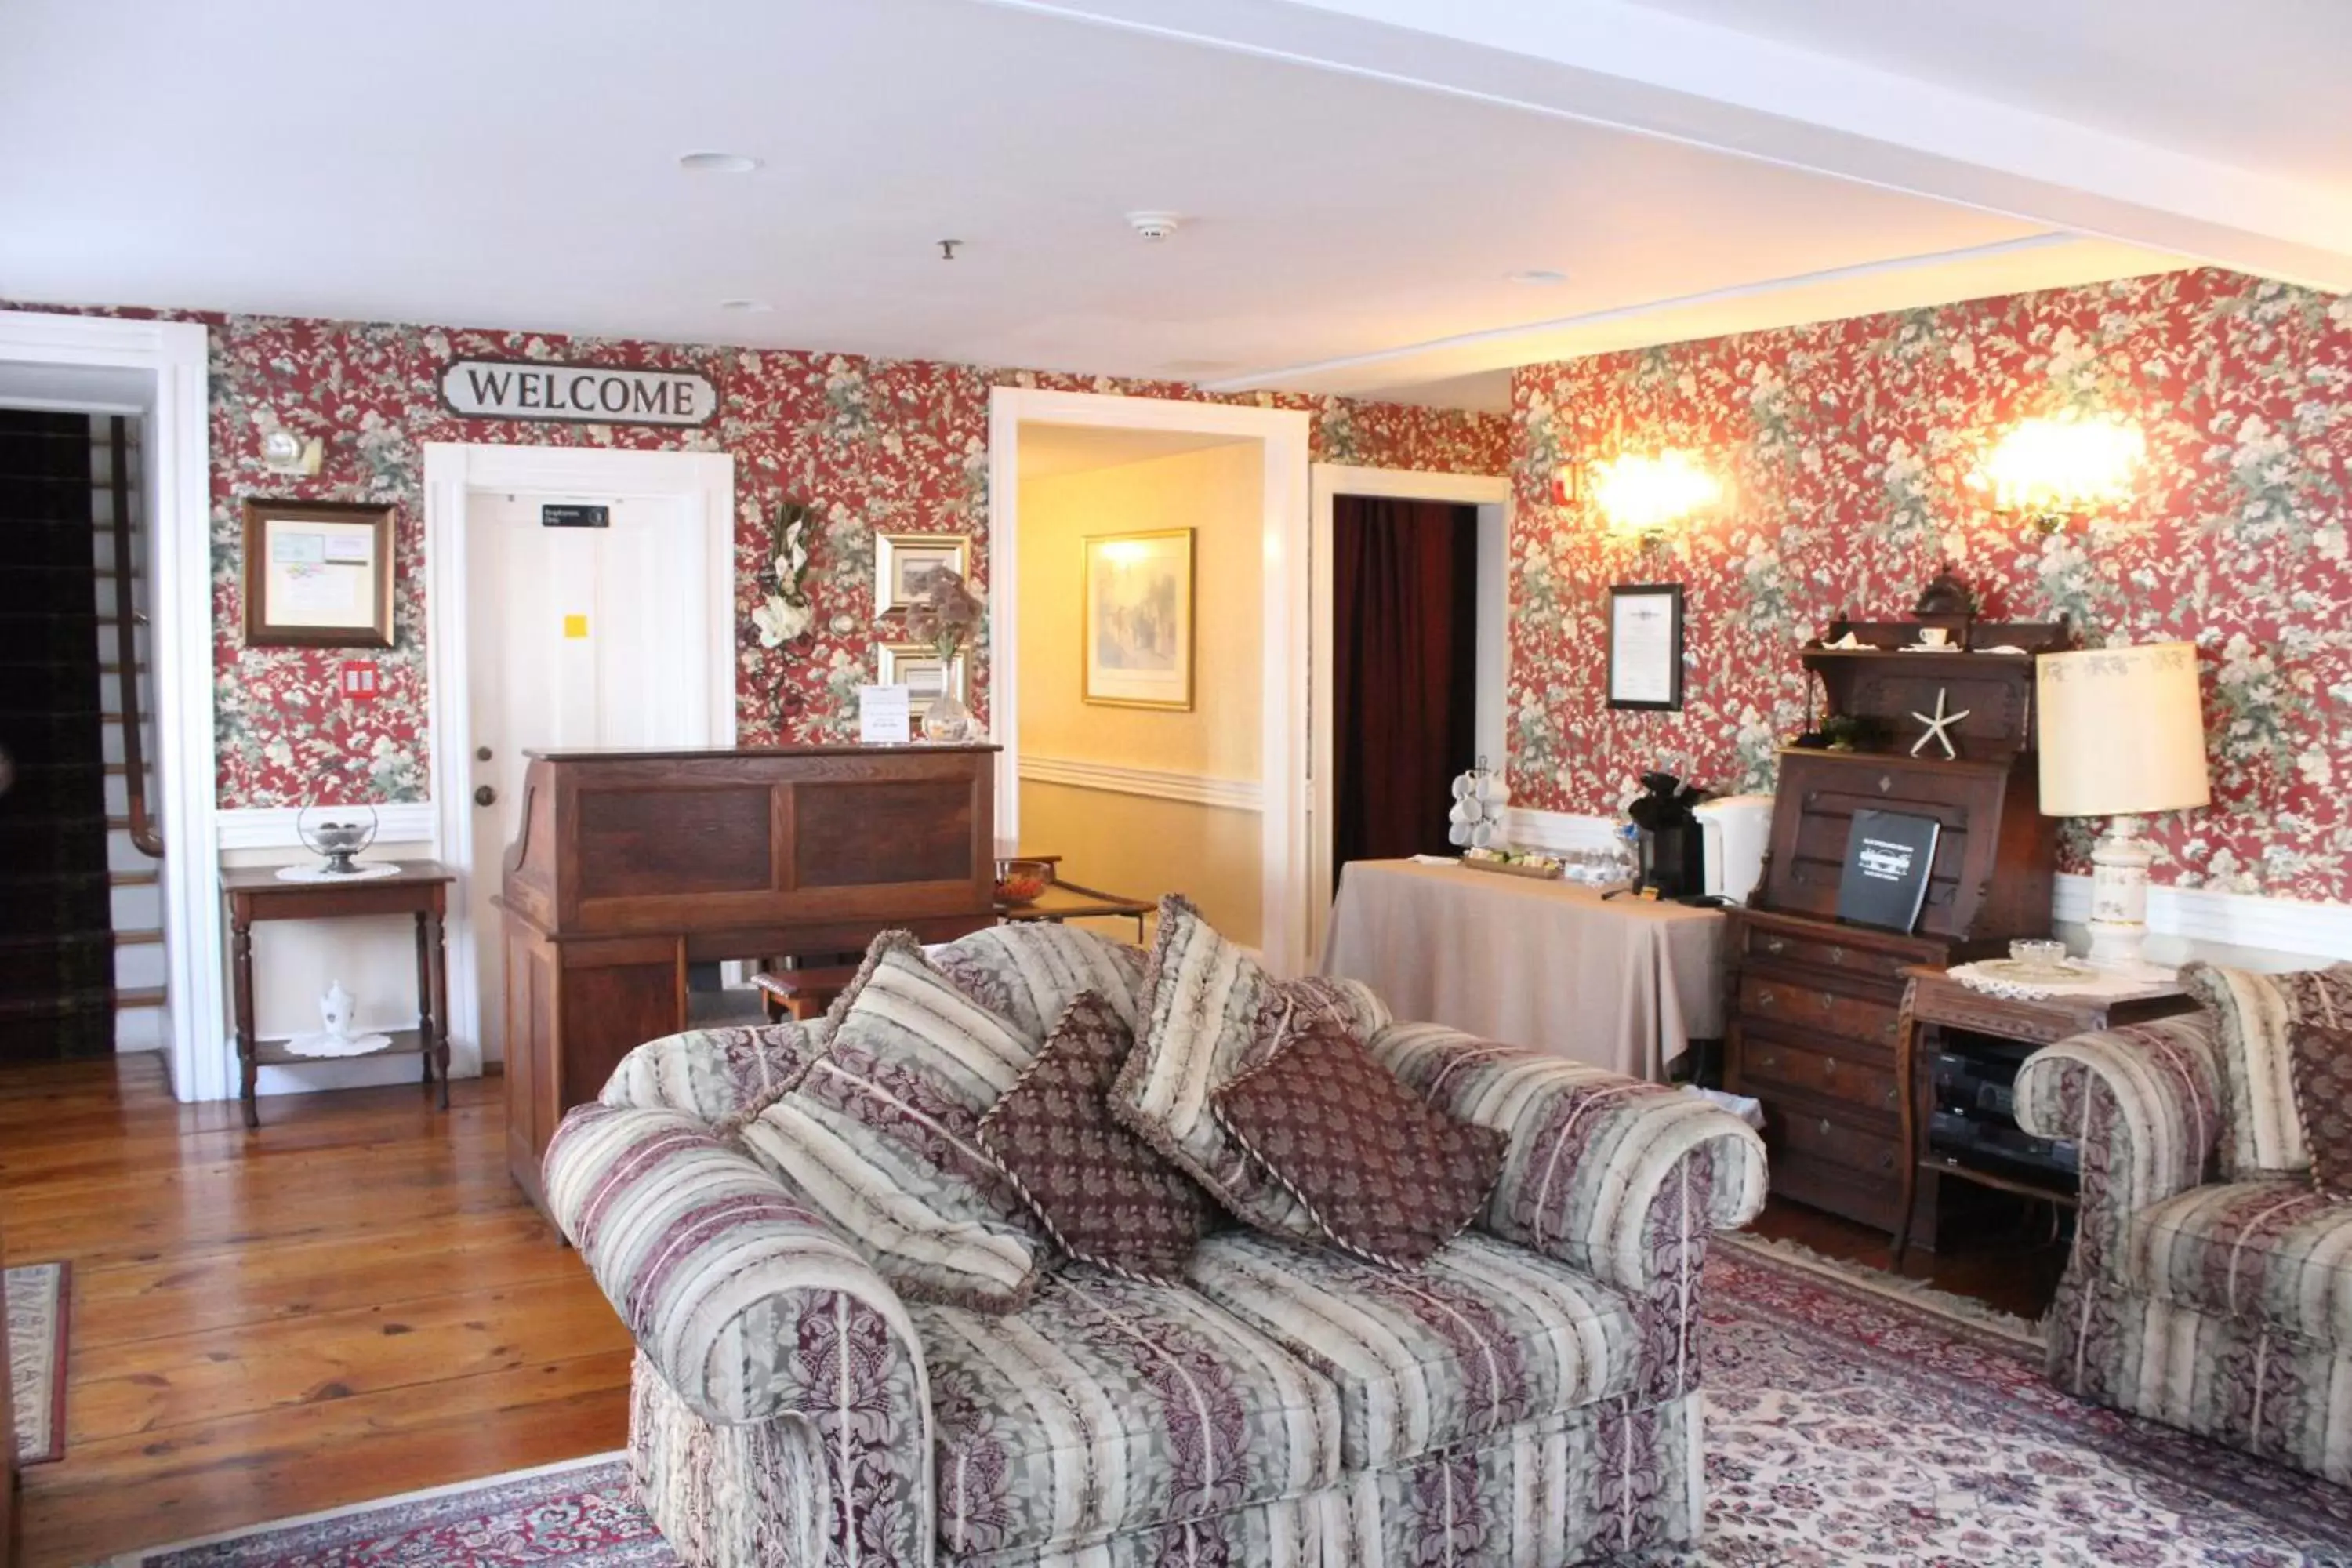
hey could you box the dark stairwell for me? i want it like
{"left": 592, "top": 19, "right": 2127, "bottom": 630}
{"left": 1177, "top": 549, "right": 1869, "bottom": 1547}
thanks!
{"left": 0, "top": 410, "right": 118, "bottom": 1059}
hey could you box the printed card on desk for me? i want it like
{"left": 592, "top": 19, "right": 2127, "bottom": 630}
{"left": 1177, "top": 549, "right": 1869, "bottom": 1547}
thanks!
{"left": 858, "top": 684, "right": 912, "bottom": 744}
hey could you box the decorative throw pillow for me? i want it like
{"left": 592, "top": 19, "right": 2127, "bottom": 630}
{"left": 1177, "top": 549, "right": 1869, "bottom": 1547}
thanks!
{"left": 2183, "top": 962, "right": 2352, "bottom": 1177}
{"left": 978, "top": 991, "right": 1216, "bottom": 1282}
{"left": 2288, "top": 1024, "right": 2352, "bottom": 1200}
{"left": 1212, "top": 1011, "right": 1508, "bottom": 1269}
{"left": 931, "top": 924, "right": 1150, "bottom": 1041}
{"left": 1110, "top": 895, "right": 1392, "bottom": 1238}
{"left": 734, "top": 931, "right": 1048, "bottom": 1312}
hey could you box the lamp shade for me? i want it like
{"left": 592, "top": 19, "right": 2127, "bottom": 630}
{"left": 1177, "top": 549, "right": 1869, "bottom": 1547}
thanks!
{"left": 2036, "top": 641, "right": 2211, "bottom": 818}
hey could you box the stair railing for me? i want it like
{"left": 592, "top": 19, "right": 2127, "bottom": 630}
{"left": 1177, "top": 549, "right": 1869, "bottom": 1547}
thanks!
{"left": 107, "top": 416, "right": 162, "bottom": 858}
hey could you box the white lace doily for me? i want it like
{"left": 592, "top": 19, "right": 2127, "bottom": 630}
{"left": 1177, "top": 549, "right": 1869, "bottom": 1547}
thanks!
{"left": 274, "top": 861, "right": 402, "bottom": 883}
{"left": 278, "top": 1030, "right": 393, "bottom": 1058}
{"left": 1950, "top": 958, "right": 2168, "bottom": 1002}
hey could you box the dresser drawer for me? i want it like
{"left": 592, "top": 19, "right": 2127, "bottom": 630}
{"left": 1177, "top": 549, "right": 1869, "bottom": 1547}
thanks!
{"left": 1738, "top": 922, "right": 1914, "bottom": 988}
{"left": 1741, "top": 1030, "right": 1898, "bottom": 1117}
{"left": 1737, "top": 973, "right": 1901, "bottom": 1051}
{"left": 1772, "top": 1101, "right": 1900, "bottom": 1180}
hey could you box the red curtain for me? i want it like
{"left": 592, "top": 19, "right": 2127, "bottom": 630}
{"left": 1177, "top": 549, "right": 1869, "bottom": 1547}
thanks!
{"left": 1331, "top": 496, "right": 1479, "bottom": 881}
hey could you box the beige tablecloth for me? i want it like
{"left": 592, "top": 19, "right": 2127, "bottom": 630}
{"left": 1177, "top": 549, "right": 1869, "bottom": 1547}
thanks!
{"left": 1319, "top": 858, "right": 1728, "bottom": 1082}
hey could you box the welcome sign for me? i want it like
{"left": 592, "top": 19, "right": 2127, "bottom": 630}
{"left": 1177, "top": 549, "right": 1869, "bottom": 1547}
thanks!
{"left": 438, "top": 358, "right": 718, "bottom": 427}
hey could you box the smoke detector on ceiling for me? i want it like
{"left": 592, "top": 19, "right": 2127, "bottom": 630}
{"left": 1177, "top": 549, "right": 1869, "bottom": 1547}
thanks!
{"left": 1127, "top": 211, "right": 1182, "bottom": 241}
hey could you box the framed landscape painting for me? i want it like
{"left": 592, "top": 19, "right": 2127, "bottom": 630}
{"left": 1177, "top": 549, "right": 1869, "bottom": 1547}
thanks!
{"left": 1083, "top": 528, "right": 1193, "bottom": 710}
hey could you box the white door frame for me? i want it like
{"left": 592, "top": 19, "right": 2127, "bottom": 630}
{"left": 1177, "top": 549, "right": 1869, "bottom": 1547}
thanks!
{"left": 1308, "top": 465, "right": 1512, "bottom": 959}
{"left": 986, "top": 387, "right": 1314, "bottom": 977}
{"left": 421, "top": 443, "right": 736, "bottom": 1069}
{"left": 0, "top": 310, "right": 216, "bottom": 1099}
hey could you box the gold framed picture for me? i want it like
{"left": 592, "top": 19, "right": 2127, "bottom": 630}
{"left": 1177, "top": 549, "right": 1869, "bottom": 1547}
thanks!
{"left": 876, "top": 641, "right": 970, "bottom": 706}
{"left": 1083, "top": 528, "right": 1193, "bottom": 710}
{"left": 241, "top": 499, "right": 396, "bottom": 649}
{"left": 873, "top": 532, "right": 972, "bottom": 614}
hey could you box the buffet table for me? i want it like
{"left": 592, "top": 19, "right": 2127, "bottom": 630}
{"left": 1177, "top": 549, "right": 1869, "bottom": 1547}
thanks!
{"left": 1320, "top": 858, "right": 1727, "bottom": 1081}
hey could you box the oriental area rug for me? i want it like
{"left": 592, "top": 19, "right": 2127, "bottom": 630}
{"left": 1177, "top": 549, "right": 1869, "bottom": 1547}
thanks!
{"left": 114, "top": 1244, "right": 2352, "bottom": 1566}
{"left": 7, "top": 1260, "right": 67, "bottom": 1467}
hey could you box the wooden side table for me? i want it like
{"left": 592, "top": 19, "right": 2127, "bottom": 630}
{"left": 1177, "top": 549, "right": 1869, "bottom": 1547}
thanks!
{"left": 1889, "top": 964, "right": 2194, "bottom": 1268}
{"left": 223, "top": 862, "right": 456, "bottom": 1130}
{"left": 996, "top": 879, "right": 1154, "bottom": 944}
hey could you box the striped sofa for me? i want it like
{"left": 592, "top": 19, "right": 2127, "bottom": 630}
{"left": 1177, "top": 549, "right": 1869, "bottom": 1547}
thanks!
{"left": 546, "top": 926, "right": 1768, "bottom": 1567}
{"left": 2016, "top": 1012, "right": 2352, "bottom": 1481}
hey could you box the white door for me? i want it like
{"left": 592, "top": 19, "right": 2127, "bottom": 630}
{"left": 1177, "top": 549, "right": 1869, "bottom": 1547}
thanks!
{"left": 463, "top": 491, "right": 710, "bottom": 1063}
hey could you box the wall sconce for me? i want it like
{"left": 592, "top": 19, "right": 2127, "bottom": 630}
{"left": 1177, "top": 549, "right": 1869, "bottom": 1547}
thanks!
{"left": 1582, "top": 450, "right": 1719, "bottom": 547}
{"left": 1978, "top": 412, "right": 2145, "bottom": 533}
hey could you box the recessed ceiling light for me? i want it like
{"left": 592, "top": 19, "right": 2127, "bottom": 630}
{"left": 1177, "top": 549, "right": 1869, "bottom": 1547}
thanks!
{"left": 678, "top": 151, "right": 761, "bottom": 173}
{"left": 717, "top": 299, "right": 772, "bottom": 313}
{"left": 1508, "top": 269, "right": 1567, "bottom": 285}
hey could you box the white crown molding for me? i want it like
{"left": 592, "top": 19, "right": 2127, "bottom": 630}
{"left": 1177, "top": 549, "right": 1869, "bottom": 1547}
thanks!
{"left": 1018, "top": 753, "right": 1262, "bottom": 813}
{"left": 1508, "top": 807, "right": 2352, "bottom": 963}
{"left": 215, "top": 801, "right": 437, "bottom": 851}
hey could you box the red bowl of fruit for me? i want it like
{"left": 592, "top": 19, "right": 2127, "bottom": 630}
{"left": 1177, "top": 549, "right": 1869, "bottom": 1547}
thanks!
{"left": 995, "top": 858, "right": 1052, "bottom": 904}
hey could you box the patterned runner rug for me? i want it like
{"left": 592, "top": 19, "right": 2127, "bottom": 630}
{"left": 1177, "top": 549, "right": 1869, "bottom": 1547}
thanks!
{"left": 114, "top": 1243, "right": 2352, "bottom": 1566}
{"left": 7, "top": 1260, "right": 67, "bottom": 1467}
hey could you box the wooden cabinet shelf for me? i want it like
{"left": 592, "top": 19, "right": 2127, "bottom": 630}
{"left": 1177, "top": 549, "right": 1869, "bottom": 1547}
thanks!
{"left": 1726, "top": 610, "right": 2067, "bottom": 1238}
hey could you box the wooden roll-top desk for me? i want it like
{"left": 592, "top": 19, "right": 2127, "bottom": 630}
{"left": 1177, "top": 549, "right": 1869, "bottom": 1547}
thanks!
{"left": 498, "top": 744, "right": 999, "bottom": 1210}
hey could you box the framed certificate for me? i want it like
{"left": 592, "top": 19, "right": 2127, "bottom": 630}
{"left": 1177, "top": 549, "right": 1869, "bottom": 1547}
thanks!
{"left": 1606, "top": 583, "right": 1684, "bottom": 710}
{"left": 241, "top": 499, "right": 396, "bottom": 648}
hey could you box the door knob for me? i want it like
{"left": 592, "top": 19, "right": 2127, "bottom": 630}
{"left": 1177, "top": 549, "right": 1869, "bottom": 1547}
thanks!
{"left": 475, "top": 746, "right": 493, "bottom": 761}
{"left": 474, "top": 785, "right": 497, "bottom": 807}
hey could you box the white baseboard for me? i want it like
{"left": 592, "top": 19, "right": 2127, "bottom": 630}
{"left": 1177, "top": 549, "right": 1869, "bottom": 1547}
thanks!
{"left": 1508, "top": 807, "right": 2352, "bottom": 964}
{"left": 215, "top": 801, "right": 437, "bottom": 851}
{"left": 1020, "top": 754, "right": 1261, "bottom": 812}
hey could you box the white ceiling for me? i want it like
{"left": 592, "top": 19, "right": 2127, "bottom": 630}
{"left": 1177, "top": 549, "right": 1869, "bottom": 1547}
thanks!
{"left": 1018, "top": 423, "right": 1252, "bottom": 481}
{"left": 5, "top": 1, "right": 2336, "bottom": 413}
{"left": 1625, "top": 0, "right": 2352, "bottom": 194}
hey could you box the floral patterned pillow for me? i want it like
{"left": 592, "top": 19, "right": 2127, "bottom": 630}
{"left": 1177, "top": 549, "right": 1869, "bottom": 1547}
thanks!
{"left": 734, "top": 932, "right": 1047, "bottom": 1312}
{"left": 1211, "top": 1011, "right": 1508, "bottom": 1269}
{"left": 978, "top": 991, "right": 1216, "bottom": 1283}
{"left": 2288, "top": 1024, "right": 2352, "bottom": 1200}
{"left": 2183, "top": 962, "right": 2352, "bottom": 1178}
{"left": 1110, "top": 895, "right": 1392, "bottom": 1240}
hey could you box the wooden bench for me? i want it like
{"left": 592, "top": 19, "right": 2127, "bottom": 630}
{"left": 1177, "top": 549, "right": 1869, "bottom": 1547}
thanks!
{"left": 750, "top": 964, "right": 862, "bottom": 1023}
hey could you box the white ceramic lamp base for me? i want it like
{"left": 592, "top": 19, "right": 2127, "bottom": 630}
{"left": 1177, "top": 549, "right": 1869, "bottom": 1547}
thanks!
{"left": 2082, "top": 815, "right": 2170, "bottom": 977}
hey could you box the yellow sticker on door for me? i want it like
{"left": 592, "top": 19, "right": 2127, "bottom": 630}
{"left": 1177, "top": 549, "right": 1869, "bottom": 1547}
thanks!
{"left": 563, "top": 613, "right": 589, "bottom": 639}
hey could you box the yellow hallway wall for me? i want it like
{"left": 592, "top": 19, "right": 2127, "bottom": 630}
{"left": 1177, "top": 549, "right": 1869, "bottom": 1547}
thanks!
{"left": 1018, "top": 439, "right": 1264, "bottom": 945}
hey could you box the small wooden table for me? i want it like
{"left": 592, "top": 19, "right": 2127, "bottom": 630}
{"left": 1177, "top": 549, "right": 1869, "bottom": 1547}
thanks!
{"left": 223, "top": 862, "right": 455, "bottom": 1130}
{"left": 1890, "top": 964, "right": 2194, "bottom": 1267}
{"left": 996, "top": 879, "right": 1154, "bottom": 944}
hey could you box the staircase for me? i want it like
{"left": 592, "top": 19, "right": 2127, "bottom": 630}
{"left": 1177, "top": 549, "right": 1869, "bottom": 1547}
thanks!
{"left": 0, "top": 411, "right": 164, "bottom": 1061}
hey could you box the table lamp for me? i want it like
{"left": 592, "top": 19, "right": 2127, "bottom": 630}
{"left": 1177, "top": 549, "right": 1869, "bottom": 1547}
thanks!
{"left": 2036, "top": 641, "right": 2211, "bottom": 973}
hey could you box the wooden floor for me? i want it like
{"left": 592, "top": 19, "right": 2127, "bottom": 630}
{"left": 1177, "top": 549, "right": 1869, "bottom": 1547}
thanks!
{"left": 1751, "top": 1191, "right": 2071, "bottom": 1322}
{"left": 0, "top": 1054, "right": 630, "bottom": 1567}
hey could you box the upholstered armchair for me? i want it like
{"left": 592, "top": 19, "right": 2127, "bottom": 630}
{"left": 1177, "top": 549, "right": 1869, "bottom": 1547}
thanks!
{"left": 2016, "top": 1012, "right": 2352, "bottom": 1481}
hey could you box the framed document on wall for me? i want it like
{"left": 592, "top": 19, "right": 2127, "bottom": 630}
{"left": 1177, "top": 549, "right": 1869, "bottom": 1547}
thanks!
{"left": 241, "top": 499, "right": 396, "bottom": 649}
{"left": 1606, "top": 583, "right": 1684, "bottom": 710}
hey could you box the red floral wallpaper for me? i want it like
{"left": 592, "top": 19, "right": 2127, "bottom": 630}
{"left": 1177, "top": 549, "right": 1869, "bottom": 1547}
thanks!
{"left": 1508, "top": 267, "right": 2352, "bottom": 902}
{"left": 1, "top": 304, "right": 1508, "bottom": 809}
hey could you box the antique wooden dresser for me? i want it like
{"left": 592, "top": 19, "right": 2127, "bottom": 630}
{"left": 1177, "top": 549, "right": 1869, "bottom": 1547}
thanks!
{"left": 498, "top": 744, "right": 1000, "bottom": 1213}
{"left": 1725, "top": 611, "right": 2067, "bottom": 1236}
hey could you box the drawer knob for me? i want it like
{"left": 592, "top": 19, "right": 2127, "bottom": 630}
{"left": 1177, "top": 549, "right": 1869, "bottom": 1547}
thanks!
{"left": 1756, "top": 988, "right": 1777, "bottom": 1009}
{"left": 1764, "top": 937, "right": 1787, "bottom": 956}
{"left": 1821, "top": 1056, "right": 1838, "bottom": 1078}
{"left": 1880, "top": 1151, "right": 1895, "bottom": 1171}
{"left": 1882, "top": 1019, "right": 1899, "bottom": 1042}
{"left": 1828, "top": 946, "right": 1846, "bottom": 965}
{"left": 1820, "top": 990, "right": 1838, "bottom": 1010}
{"left": 1817, "top": 1118, "right": 1834, "bottom": 1138}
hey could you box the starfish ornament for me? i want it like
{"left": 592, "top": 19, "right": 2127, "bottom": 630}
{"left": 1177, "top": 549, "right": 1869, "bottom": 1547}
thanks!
{"left": 1909, "top": 687, "right": 1971, "bottom": 759}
